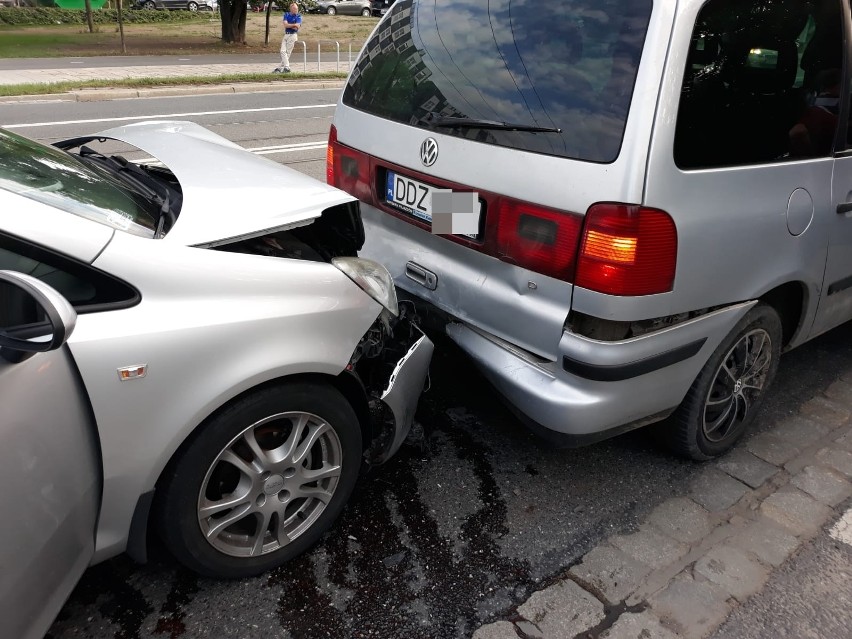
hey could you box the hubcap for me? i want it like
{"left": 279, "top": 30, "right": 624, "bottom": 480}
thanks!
{"left": 702, "top": 329, "right": 772, "bottom": 443}
{"left": 197, "top": 412, "right": 343, "bottom": 558}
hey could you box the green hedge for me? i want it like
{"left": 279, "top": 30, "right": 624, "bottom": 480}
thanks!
{"left": 0, "top": 7, "right": 213, "bottom": 26}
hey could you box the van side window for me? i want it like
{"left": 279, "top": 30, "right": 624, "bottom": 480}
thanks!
{"left": 674, "top": 0, "right": 842, "bottom": 170}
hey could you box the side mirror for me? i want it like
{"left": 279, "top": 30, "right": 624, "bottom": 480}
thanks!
{"left": 0, "top": 270, "right": 77, "bottom": 364}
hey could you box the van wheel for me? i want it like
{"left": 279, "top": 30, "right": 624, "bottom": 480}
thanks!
{"left": 157, "top": 383, "right": 362, "bottom": 578}
{"left": 360, "top": 7, "right": 370, "bottom": 15}
{"left": 326, "top": 5, "right": 336, "bottom": 14}
{"left": 661, "top": 303, "right": 781, "bottom": 461}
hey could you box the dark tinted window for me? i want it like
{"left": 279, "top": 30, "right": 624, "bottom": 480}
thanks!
{"left": 675, "top": 0, "right": 842, "bottom": 169}
{"left": 342, "top": 0, "right": 653, "bottom": 163}
{"left": 0, "top": 234, "right": 138, "bottom": 313}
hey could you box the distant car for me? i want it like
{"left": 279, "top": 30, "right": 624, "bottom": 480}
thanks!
{"left": 310, "top": 0, "right": 372, "bottom": 16}
{"left": 371, "top": 0, "right": 393, "bottom": 16}
{"left": 0, "top": 121, "right": 432, "bottom": 639}
{"left": 134, "top": 0, "right": 215, "bottom": 11}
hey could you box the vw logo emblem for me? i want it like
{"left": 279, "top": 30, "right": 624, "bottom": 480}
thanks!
{"left": 420, "top": 138, "right": 438, "bottom": 167}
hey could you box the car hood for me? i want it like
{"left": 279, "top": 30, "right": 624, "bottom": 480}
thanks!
{"left": 91, "top": 120, "right": 353, "bottom": 247}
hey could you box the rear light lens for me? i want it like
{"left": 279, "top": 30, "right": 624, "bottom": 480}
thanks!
{"left": 494, "top": 199, "right": 583, "bottom": 281}
{"left": 326, "top": 125, "right": 372, "bottom": 203}
{"left": 575, "top": 203, "right": 677, "bottom": 296}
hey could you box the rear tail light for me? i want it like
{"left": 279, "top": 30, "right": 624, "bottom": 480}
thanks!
{"left": 324, "top": 134, "right": 676, "bottom": 296}
{"left": 327, "top": 125, "right": 372, "bottom": 203}
{"left": 493, "top": 199, "right": 583, "bottom": 281}
{"left": 575, "top": 203, "right": 677, "bottom": 296}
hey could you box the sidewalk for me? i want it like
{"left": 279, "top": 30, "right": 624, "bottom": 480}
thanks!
{"left": 0, "top": 57, "right": 352, "bottom": 98}
{"left": 473, "top": 380, "right": 852, "bottom": 638}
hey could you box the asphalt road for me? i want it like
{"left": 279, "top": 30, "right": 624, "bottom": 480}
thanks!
{"left": 3, "top": 89, "right": 850, "bottom": 639}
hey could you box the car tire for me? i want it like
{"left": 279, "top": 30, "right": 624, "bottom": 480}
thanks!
{"left": 187, "top": 1, "right": 198, "bottom": 9}
{"left": 326, "top": 5, "right": 336, "bottom": 14}
{"left": 660, "top": 303, "right": 782, "bottom": 461}
{"left": 360, "top": 7, "right": 370, "bottom": 15}
{"left": 143, "top": 0, "right": 155, "bottom": 8}
{"left": 156, "top": 382, "right": 363, "bottom": 578}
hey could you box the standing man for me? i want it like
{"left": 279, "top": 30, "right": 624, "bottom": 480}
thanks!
{"left": 274, "top": 3, "right": 301, "bottom": 73}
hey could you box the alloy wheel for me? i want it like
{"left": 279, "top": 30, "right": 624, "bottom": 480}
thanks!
{"left": 702, "top": 328, "right": 772, "bottom": 443}
{"left": 197, "top": 411, "right": 343, "bottom": 558}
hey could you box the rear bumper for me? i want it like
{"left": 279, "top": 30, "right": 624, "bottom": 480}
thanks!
{"left": 446, "top": 301, "right": 756, "bottom": 442}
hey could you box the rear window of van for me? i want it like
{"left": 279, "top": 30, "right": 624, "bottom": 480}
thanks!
{"left": 342, "top": 0, "right": 653, "bottom": 163}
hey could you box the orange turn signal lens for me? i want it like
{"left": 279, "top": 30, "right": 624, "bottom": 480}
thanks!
{"left": 582, "top": 230, "right": 637, "bottom": 264}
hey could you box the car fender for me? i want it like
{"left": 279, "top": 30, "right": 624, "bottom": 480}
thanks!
{"left": 70, "top": 231, "right": 382, "bottom": 562}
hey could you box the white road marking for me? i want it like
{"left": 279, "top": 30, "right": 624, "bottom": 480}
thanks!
{"left": 829, "top": 507, "right": 852, "bottom": 547}
{"left": 134, "top": 141, "right": 327, "bottom": 164}
{"left": 2, "top": 103, "right": 335, "bottom": 129}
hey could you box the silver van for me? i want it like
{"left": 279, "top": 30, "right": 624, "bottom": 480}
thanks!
{"left": 328, "top": 0, "right": 847, "bottom": 459}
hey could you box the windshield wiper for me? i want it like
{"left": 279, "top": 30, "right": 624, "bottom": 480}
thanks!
{"left": 425, "top": 112, "right": 561, "bottom": 133}
{"left": 76, "top": 147, "right": 175, "bottom": 238}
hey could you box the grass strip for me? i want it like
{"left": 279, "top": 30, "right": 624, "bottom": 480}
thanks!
{"left": 0, "top": 71, "right": 348, "bottom": 97}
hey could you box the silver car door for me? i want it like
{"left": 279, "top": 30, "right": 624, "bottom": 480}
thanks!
{"left": 813, "top": 5, "right": 852, "bottom": 338}
{"left": 0, "top": 271, "right": 100, "bottom": 639}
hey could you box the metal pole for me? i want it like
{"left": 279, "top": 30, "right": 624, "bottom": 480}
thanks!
{"left": 336, "top": 41, "right": 340, "bottom": 73}
{"left": 298, "top": 41, "right": 307, "bottom": 73}
{"left": 349, "top": 43, "right": 352, "bottom": 70}
{"left": 318, "top": 41, "right": 321, "bottom": 72}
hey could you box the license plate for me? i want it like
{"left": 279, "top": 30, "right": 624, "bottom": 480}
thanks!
{"left": 384, "top": 171, "right": 481, "bottom": 239}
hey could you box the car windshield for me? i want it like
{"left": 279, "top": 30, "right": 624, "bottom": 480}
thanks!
{"left": 0, "top": 129, "right": 157, "bottom": 237}
{"left": 342, "top": 0, "right": 653, "bottom": 163}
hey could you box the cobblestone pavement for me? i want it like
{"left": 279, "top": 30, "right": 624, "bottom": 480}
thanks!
{"left": 473, "top": 380, "right": 852, "bottom": 639}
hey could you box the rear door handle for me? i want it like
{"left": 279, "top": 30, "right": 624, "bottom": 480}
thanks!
{"left": 837, "top": 202, "right": 852, "bottom": 215}
{"left": 405, "top": 261, "right": 438, "bottom": 291}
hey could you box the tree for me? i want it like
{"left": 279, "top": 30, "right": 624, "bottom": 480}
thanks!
{"left": 220, "top": 0, "right": 248, "bottom": 44}
{"left": 84, "top": 0, "right": 95, "bottom": 33}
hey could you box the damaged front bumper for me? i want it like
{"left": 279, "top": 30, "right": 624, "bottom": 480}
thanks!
{"left": 349, "top": 307, "right": 434, "bottom": 464}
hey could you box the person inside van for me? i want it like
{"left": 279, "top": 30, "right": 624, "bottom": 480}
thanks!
{"left": 789, "top": 67, "right": 841, "bottom": 157}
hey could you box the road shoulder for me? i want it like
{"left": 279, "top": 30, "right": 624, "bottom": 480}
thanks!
{"left": 473, "top": 383, "right": 852, "bottom": 639}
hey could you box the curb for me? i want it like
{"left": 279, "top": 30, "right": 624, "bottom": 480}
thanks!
{"left": 0, "top": 79, "right": 346, "bottom": 104}
{"left": 473, "top": 381, "right": 852, "bottom": 639}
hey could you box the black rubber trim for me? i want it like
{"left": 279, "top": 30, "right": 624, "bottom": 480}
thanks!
{"left": 562, "top": 338, "right": 707, "bottom": 382}
{"left": 827, "top": 274, "right": 852, "bottom": 296}
{"left": 126, "top": 490, "right": 154, "bottom": 564}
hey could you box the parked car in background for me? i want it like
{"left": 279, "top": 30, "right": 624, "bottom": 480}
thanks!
{"left": 134, "top": 0, "right": 215, "bottom": 10}
{"left": 371, "top": 0, "right": 393, "bottom": 16}
{"left": 330, "top": 0, "right": 848, "bottom": 460}
{"left": 310, "top": 0, "right": 372, "bottom": 15}
{"left": 0, "top": 121, "right": 432, "bottom": 639}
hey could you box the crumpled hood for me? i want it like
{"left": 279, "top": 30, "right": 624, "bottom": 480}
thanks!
{"left": 92, "top": 120, "right": 354, "bottom": 247}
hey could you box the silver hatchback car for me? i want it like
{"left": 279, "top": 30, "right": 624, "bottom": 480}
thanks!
{"left": 0, "top": 122, "right": 432, "bottom": 639}
{"left": 329, "top": 0, "right": 847, "bottom": 459}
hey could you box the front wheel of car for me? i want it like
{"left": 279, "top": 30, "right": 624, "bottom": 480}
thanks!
{"left": 326, "top": 5, "right": 336, "bottom": 14}
{"left": 660, "top": 303, "right": 782, "bottom": 461}
{"left": 157, "top": 382, "right": 362, "bottom": 578}
{"left": 360, "top": 7, "right": 370, "bottom": 15}
{"left": 143, "top": 0, "right": 155, "bottom": 8}
{"left": 187, "top": 1, "right": 198, "bottom": 10}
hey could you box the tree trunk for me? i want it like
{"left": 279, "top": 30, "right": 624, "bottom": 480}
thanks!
{"left": 220, "top": 0, "right": 248, "bottom": 44}
{"left": 116, "top": 0, "right": 126, "bottom": 54}
{"left": 84, "top": 0, "right": 95, "bottom": 34}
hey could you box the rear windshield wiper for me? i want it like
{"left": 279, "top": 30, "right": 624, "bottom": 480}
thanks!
{"left": 425, "top": 112, "right": 561, "bottom": 133}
